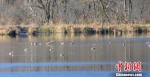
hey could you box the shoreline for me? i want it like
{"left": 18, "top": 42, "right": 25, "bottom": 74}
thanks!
{"left": 0, "top": 24, "right": 150, "bottom": 36}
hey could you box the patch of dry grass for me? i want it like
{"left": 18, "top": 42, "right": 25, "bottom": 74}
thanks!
{"left": 0, "top": 23, "right": 150, "bottom": 35}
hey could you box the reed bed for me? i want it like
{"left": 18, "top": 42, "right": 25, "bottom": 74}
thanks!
{"left": 0, "top": 23, "right": 150, "bottom": 35}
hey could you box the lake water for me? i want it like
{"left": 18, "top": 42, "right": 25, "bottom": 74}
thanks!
{"left": 0, "top": 33, "right": 150, "bottom": 77}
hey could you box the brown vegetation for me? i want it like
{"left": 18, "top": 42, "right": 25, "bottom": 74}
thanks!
{"left": 1, "top": 23, "right": 150, "bottom": 36}
{"left": 0, "top": 0, "right": 150, "bottom": 35}
{"left": 0, "top": 0, "right": 150, "bottom": 25}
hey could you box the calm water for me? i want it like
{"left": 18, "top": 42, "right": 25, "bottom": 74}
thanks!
{"left": 0, "top": 33, "right": 150, "bottom": 77}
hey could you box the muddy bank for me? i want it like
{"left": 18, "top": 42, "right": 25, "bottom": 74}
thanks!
{"left": 0, "top": 24, "right": 150, "bottom": 36}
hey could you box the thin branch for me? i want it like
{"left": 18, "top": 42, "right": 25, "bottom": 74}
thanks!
{"left": 98, "top": 0, "right": 110, "bottom": 23}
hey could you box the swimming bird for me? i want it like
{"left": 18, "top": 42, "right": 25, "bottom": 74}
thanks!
{"left": 91, "top": 47, "right": 96, "bottom": 50}
{"left": 70, "top": 42, "right": 73, "bottom": 45}
{"left": 49, "top": 48, "right": 53, "bottom": 51}
{"left": 94, "top": 44, "right": 96, "bottom": 45}
{"left": 122, "top": 44, "right": 126, "bottom": 46}
{"left": 34, "top": 42, "right": 37, "bottom": 45}
{"left": 148, "top": 44, "right": 150, "bottom": 47}
{"left": 60, "top": 53, "right": 64, "bottom": 57}
{"left": 109, "top": 41, "right": 112, "bottom": 44}
{"left": 46, "top": 40, "right": 55, "bottom": 45}
{"left": 46, "top": 42, "right": 50, "bottom": 45}
{"left": 70, "top": 41, "right": 74, "bottom": 45}
{"left": 9, "top": 51, "right": 14, "bottom": 57}
{"left": 24, "top": 48, "right": 28, "bottom": 52}
{"left": 61, "top": 42, "right": 64, "bottom": 45}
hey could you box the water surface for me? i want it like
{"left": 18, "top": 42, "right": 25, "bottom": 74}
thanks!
{"left": 0, "top": 33, "right": 150, "bottom": 77}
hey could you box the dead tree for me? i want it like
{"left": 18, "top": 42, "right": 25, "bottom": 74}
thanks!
{"left": 98, "top": 0, "right": 110, "bottom": 27}
{"left": 37, "top": 0, "right": 51, "bottom": 23}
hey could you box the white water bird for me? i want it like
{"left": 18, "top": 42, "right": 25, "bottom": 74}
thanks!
{"left": 61, "top": 42, "right": 64, "bottom": 45}
{"left": 109, "top": 41, "right": 112, "bottom": 44}
{"left": 46, "top": 40, "right": 55, "bottom": 45}
{"left": 70, "top": 41, "right": 74, "bottom": 45}
{"left": 46, "top": 42, "right": 50, "bottom": 45}
{"left": 24, "top": 48, "right": 28, "bottom": 52}
{"left": 9, "top": 51, "right": 14, "bottom": 57}
{"left": 49, "top": 48, "right": 53, "bottom": 51}
{"left": 122, "top": 44, "right": 126, "bottom": 46}
{"left": 34, "top": 42, "right": 37, "bottom": 45}
{"left": 60, "top": 53, "right": 64, "bottom": 57}
{"left": 91, "top": 47, "right": 96, "bottom": 50}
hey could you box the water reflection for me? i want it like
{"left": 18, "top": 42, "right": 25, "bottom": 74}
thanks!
{"left": 0, "top": 33, "right": 150, "bottom": 76}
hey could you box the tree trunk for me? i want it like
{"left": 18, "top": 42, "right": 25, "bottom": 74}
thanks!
{"left": 98, "top": 0, "right": 110, "bottom": 25}
{"left": 128, "top": 0, "right": 132, "bottom": 22}
{"left": 124, "top": 0, "right": 126, "bottom": 12}
{"left": 37, "top": 0, "right": 52, "bottom": 24}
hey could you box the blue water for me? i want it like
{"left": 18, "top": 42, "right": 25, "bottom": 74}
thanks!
{"left": 0, "top": 62, "right": 150, "bottom": 77}
{"left": 0, "top": 62, "right": 150, "bottom": 67}
{"left": 0, "top": 71, "right": 149, "bottom": 77}
{"left": 0, "top": 71, "right": 112, "bottom": 77}
{"left": 0, "top": 62, "right": 117, "bottom": 67}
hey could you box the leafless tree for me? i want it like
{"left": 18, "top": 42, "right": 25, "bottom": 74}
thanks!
{"left": 0, "top": 0, "right": 150, "bottom": 25}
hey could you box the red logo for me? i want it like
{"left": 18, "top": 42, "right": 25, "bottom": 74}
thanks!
{"left": 115, "top": 61, "right": 142, "bottom": 72}
{"left": 133, "top": 61, "right": 142, "bottom": 72}
{"left": 115, "top": 61, "right": 123, "bottom": 72}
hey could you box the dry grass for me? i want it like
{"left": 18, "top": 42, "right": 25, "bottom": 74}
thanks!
{"left": 0, "top": 23, "right": 150, "bottom": 35}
